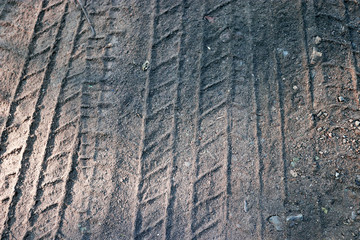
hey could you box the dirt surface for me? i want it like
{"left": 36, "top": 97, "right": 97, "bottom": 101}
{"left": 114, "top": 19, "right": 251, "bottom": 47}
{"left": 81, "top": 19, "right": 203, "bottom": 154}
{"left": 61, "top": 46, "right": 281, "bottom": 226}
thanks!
{"left": 0, "top": 0, "right": 360, "bottom": 239}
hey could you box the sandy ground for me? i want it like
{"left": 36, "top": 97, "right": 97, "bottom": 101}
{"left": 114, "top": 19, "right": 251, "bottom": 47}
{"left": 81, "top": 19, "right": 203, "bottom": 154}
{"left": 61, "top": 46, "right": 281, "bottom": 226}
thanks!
{"left": 0, "top": 0, "right": 359, "bottom": 239}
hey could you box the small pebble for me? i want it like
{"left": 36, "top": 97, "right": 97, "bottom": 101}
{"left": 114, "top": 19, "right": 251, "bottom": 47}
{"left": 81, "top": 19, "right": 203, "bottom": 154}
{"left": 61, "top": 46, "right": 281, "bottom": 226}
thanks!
{"left": 220, "top": 29, "right": 231, "bottom": 43}
{"left": 142, "top": 60, "right": 149, "bottom": 71}
{"left": 310, "top": 47, "right": 322, "bottom": 64}
{"left": 184, "top": 162, "right": 191, "bottom": 167}
{"left": 338, "top": 96, "right": 345, "bottom": 102}
{"left": 268, "top": 216, "right": 284, "bottom": 231}
{"left": 290, "top": 170, "right": 298, "bottom": 177}
{"left": 293, "top": 85, "right": 298, "bottom": 90}
{"left": 244, "top": 200, "right": 248, "bottom": 212}
{"left": 286, "top": 214, "right": 303, "bottom": 222}
{"left": 315, "top": 36, "right": 322, "bottom": 44}
{"left": 355, "top": 121, "right": 360, "bottom": 127}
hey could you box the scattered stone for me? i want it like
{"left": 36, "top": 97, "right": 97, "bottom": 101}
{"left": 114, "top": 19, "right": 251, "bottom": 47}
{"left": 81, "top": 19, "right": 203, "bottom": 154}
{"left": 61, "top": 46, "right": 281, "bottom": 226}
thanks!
{"left": 244, "top": 200, "right": 249, "bottom": 212}
{"left": 286, "top": 214, "right": 303, "bottom": 227}
{"left": 338, "top": 96, "right": 345, "bottom": 102}
{"left": 310, "top": 47, "right": 322, "bottom": 64}
{"left": 315, "top": 36, "right": 322, "bottom": 44}
{"left": 220, "top": 29, "right": 231, "bottom": 43}
{"left": 290, "top": 169, "right": 298, "bottom": 177}
{"left": 142, "top": 60, "right": 149, "bottom": 71}
{"left": 355, "top": 121, "right": 360, "bottom": 127}
{"left": 317, "top": 111, "right": 323, "bottom": 118}
{"left": 293, "top": 85, "right": 298, "bottom": 90}
{"left": 268, "top": 216, "right": 284, "bottom": 231}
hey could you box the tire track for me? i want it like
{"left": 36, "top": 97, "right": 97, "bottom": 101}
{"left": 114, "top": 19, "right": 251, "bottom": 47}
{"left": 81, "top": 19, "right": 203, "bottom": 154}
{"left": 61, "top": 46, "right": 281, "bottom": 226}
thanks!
{"left": 0, "top": 0, "right": 45, "bottom": 163}
{"left": 249, "top": 1, "right": 279, "bottom": 238}
{"left": 73, "top": 6, "right": 122, "bottom": 239}
{"left": 166, "top": 0, "right": 203, "bottom": 238}
{"left": 20, "top": 7, "right": 85, "bottom": 240}
{"left": 252, "top": 2, "right": 291, "bottom": 237}
{"left": 343, "top": 0, "right": 360, "bottom": 105}
{"left": 132, "top": 0, "right": 157, "bottom": 236}
{"left": 14, "top": 3, "right": 83, "bottom": 239}
{"left": 225, "top": 0, "right": 262, "bottom": 238}
{"left": 0, "top": 1, "right": 71, "bottom": 238}
{"left": 94, "top": 1, "right": 152, "bottom": 238}
{"left": 56, "top": 4, "right": 120, "bottom": 238}
{"left": 132, "top": 0, "right": 184, "bottom": 238}
{"left": 0, "top": 1, "right": 36, "bottom": 152}
{"left": 2, "top": 1, "right": 359, "bottom": 239}
{"left": 4, "top": 1, "right": 76, "bottom": 238}
{"left": 294, "top": 0, "right": 324, "bottom": 238}
{"left": 189, "top": 1, "right": 233, "bottom": 239}
{"left": 164, "top": 1, "right": 184, "bottom": 239}
{"left": 56, "top": 15, "right": 98, "bottom": 239}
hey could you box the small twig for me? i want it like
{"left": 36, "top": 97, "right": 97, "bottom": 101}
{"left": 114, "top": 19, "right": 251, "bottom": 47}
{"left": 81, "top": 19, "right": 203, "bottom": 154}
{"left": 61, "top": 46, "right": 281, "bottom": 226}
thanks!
{"left": 76, "top": 0, "right": 96, "bottom": 37}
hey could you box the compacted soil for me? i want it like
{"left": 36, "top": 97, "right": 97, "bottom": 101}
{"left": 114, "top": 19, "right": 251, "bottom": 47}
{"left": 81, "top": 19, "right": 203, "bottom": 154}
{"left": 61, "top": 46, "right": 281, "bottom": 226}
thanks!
{"left": 0, "top": 0, "right": 359, "bottom": 239}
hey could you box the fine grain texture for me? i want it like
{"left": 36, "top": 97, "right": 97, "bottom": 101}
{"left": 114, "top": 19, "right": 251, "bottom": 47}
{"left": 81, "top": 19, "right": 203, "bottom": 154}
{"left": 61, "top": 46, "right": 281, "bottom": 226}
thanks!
{"left": 0, "top": 0, "right": 359, "bottom": 239}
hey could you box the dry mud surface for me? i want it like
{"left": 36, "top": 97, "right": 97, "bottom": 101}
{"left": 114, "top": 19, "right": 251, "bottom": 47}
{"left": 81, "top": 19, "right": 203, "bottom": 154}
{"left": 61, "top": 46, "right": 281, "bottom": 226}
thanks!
{"left": 0, "top": 0, "right": 360, "bottom": 239}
